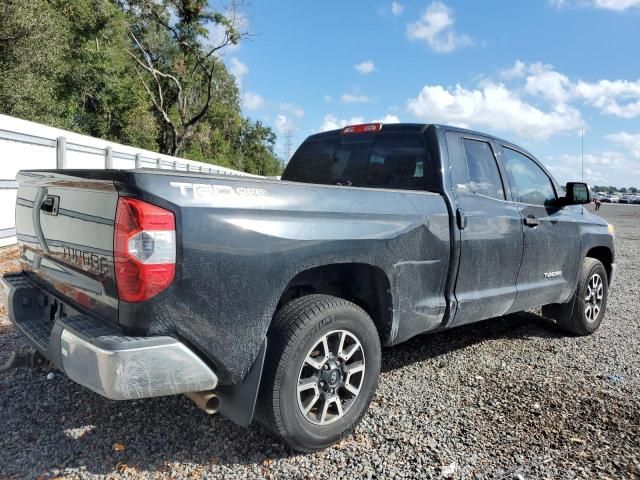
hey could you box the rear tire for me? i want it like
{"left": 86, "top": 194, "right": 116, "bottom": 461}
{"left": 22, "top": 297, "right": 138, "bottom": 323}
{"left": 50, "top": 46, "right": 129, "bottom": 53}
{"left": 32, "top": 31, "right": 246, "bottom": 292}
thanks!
{"left": 542, "top": 257, "right": 608, "bottom": 335}
{"left": 256, "top": 294, "right": 381, "bottom": 452}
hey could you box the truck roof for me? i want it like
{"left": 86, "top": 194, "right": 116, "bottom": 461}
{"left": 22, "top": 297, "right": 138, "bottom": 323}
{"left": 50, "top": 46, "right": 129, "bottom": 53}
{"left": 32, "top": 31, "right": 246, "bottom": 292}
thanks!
{"left": 308, "top": 122, "right": 513, "bottom": 145}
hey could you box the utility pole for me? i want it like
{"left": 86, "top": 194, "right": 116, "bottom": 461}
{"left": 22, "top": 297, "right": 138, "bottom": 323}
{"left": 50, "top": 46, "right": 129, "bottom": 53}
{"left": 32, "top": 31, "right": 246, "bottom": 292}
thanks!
{"left": 283, "top": 129, "right": 295, "bottom": 167}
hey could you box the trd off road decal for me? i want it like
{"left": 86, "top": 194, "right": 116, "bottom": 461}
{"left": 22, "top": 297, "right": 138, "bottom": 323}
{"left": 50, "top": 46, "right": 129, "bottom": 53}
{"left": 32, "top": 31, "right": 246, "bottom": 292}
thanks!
{"left": 170, "top": 182, "right": 267, "bottom": 200}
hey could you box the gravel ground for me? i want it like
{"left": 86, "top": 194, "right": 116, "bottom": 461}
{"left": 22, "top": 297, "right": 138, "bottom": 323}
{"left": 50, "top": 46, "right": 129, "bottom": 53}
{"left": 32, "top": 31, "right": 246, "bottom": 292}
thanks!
{"left": 1, "top": 205, "right": 639, "bottom": 479}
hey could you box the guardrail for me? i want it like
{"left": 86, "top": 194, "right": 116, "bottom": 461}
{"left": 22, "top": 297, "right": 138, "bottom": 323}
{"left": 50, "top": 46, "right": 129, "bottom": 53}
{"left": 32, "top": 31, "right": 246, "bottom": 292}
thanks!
{"left": 0, "top": 127, "right": 248, "bottom": 175}
{"left": 0, "top": 115, "right": 255, "bottom": 246}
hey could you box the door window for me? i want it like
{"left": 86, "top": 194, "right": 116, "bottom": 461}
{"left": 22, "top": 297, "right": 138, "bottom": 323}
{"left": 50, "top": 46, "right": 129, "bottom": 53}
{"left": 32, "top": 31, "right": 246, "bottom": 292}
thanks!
{"left": 462, "top": 139, "right": 505, "bottom": 200}
{"left": 502, "top": 147, "right": 556, "bottom": 206}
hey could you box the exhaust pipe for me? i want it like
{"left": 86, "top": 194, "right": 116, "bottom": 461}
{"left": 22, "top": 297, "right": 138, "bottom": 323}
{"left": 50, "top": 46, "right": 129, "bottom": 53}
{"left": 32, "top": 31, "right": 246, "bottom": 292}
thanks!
{"left": 186, "top": 390, "right": 221, "bottom": 414}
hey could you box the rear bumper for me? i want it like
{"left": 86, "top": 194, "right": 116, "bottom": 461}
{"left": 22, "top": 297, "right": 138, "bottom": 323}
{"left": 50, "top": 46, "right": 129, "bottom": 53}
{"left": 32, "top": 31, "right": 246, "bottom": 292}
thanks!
{"left": 1, "top": 273, "right": 218, "bottom": 400}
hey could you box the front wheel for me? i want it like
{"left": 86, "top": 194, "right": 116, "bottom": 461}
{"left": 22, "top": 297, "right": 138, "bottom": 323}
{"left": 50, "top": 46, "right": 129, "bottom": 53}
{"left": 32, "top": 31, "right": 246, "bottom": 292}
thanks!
{"left": 542, "top": 257, "right": 609, "bottom": 335}
{"left": 256, "top": 295, "right": 381, "bottom": 452}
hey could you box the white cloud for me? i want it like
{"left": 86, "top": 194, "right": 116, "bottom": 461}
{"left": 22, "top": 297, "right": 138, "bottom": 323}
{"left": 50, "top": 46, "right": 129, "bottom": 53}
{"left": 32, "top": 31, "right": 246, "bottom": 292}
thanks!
{"left": 278, "top": 102, "right": 305, "bottom": 118}
{"left": 523, "top": 63, "right": 572, "bottom": 104}
{"left": 373, "top": 114, "right": 401, "bottom": 123}
{"left": 340, "top": 93, "right": 373, "bottom": 104}
{"left": 207, "top": 11, "right": 248, "bottom": 52}
{"left": 606, "top": 131, "right": 640, "bottom": 157}
{"left": 355, "top": 60, "right": 377, "bottom": 75}
{"left": 594, "top": 0, "right": 640, "bottom": 9}
{"left": 406, "top": 83, "right": 584, "bottom": 139}
{"left": 275, "top": 114, "right": 298, "bottom": 134}
{"left": 500, "top": 60, "right": 527, "bottom": 80}
{"left": 228, "top": 57, "right": 248, "bottom": 83}
{"left": 243, "top": 92, "right": 264, "bottom": 111}
{"left": 320, "top": 115, "right": 365, "bottom": 132}
{"left": 391, "top": 1, "right": 405, "bottom": 16}
{"left": 573, "top": 79, "right": 640, "bottom": 118}
{"left": 551, "top": 0, "right": 640, "bottom": 10}
{"left": 546, "top": 151, "right": 639, "bottom": 186}
{"left": 501, "top": 61, "right": 640, "bottom": 119}
{"left": 406, "top": 1, "right": 473, "bottom": 53}
{"left": 324, "top": 95, "right": 333, "bottom": 103}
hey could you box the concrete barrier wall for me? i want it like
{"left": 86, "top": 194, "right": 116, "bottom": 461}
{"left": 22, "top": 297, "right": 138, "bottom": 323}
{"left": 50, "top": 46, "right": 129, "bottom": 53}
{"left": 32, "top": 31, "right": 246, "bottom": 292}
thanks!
{"left": 0, "top": 114, "right": 254, "bottom": 246}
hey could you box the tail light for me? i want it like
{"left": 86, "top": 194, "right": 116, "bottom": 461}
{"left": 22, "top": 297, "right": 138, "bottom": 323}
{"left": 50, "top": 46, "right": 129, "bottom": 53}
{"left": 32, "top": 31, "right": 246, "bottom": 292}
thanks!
{"left": 114, "top": 197, "right": 176, "bottom": 303}
{"left": 342, "top": 123, "right": 382, "bottom": 134}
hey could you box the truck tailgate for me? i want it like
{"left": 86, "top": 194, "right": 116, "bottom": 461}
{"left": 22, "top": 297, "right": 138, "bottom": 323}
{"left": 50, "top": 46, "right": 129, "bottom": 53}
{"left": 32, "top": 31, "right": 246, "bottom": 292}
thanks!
{"left": 15, "top": 171, "right": 119, "bottom": 323}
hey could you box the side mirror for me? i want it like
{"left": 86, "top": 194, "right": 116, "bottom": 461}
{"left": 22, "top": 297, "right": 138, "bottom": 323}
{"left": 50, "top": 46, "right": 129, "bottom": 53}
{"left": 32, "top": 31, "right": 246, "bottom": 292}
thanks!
{"left": 563, "top": 182, "right": 591, "bottom": 205}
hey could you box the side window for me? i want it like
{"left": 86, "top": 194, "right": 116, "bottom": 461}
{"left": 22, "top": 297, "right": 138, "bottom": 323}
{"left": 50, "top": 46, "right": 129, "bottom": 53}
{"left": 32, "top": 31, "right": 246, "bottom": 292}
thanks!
{"left": 462, "top": 139, "right": 505, "bottom": 200}
{"left": 502, "top": 147, "right": 556, "bottom": 206}
{"left": 283, "top": 137, "right": 339, "bottom": 184}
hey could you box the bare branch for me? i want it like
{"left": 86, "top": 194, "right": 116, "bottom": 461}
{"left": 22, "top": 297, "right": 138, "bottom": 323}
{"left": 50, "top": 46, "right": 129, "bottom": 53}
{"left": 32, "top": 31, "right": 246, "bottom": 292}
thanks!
{"left": 132, "top": 65, "right": 173, "bottom": 131}
{"left": 124, "top": 0, "right": 250, "bottom": 155}
{"left": 127, "top": 26, "right": 187, "bottom": 123}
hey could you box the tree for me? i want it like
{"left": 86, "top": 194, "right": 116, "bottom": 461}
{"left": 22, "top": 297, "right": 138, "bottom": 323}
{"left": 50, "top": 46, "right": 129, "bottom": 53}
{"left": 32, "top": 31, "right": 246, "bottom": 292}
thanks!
{"left": 123, "top": 0, "right": 245, "bottom": 156}
{"left": 630, "top": 187, "right": 638, "bottom": 194}
{"left": 0, "top": 0, "right": 71, "bottom": 127}
{"left": 0, "top": 0, "right": 282, "bottom": 176}
{"left": 0, "top": 0, "right": 158, "bottom": 148}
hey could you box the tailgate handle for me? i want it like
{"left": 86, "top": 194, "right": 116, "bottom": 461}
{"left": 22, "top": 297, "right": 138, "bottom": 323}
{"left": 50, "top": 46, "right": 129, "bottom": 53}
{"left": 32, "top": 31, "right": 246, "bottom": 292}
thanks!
{"left": 40, "top": 195, "right": 59, "bottom": 215}
{"left": 524, "top": 215, "right": 540, "bottom": 227}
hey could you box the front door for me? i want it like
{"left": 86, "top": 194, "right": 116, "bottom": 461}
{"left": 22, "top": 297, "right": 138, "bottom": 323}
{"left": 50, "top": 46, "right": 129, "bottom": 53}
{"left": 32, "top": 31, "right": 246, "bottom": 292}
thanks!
{"left": 445, "top": 131, "right": 524, "bottom": 326}
{"left": 498, "top": 145, "right": 581, "bottom": 312}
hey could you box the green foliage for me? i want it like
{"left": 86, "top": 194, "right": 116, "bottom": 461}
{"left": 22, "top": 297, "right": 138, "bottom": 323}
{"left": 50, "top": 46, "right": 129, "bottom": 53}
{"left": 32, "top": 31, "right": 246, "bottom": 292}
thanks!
{"left": 0, "top": 0, "right": 281, "bottom": 176}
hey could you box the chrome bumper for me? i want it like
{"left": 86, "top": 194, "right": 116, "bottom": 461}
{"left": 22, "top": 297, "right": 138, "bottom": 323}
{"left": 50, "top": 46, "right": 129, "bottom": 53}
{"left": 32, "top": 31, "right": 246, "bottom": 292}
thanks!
{"left": 2, "top": 273, "right": 218, "bottom": 401}
{"left": 59, "top": 328, "right": 218, "bottom": 400}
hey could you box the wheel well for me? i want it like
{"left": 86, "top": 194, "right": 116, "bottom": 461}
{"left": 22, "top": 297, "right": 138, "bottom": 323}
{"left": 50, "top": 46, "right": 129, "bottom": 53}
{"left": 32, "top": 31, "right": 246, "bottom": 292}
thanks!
{"left": 586, "top": 246, "right": 613, "bottom": 283}
{"left": 277, "top": 263, "right": 393, "bottom": 342}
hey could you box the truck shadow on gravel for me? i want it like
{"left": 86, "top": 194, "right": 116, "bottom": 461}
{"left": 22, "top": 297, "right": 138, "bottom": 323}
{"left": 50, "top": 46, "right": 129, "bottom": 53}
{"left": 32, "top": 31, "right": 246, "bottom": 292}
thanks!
{"left": 0, "top": 311, "right": 562, "bottom": 477}
{"left": 381, "top": 311, "right": 561, "bottom": 374}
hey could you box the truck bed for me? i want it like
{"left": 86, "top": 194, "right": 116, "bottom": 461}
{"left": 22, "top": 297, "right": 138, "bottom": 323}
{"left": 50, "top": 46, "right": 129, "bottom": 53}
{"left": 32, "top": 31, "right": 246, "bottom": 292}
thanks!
{"left": 13, "top": 168, "right": 450, "bottom": 383}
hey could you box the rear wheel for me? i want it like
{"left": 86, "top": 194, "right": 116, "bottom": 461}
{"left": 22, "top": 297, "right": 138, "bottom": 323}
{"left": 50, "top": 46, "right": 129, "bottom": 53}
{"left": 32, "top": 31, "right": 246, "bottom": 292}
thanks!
{"left": 542, "top": 257, "right": 608, "bottom": 335}
{"left": 256, "top": 294, "right": 381, "bottom": 452}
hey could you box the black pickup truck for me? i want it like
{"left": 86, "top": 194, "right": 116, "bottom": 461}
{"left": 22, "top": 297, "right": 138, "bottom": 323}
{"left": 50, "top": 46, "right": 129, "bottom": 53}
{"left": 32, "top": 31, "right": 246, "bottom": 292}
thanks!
{"left": 2, "top": 123, "right": 616, "bottom": 451}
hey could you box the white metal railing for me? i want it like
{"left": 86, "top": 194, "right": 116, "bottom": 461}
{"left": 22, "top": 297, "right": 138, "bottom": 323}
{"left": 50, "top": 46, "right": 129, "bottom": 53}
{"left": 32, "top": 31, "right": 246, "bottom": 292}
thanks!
{"left": 0, "top": 114, "right": 256, "bottom": 246}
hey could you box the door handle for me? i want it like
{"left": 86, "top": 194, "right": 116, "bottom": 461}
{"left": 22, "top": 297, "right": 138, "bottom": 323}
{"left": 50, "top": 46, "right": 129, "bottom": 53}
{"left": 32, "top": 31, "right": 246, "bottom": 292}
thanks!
{"left": 40, "top": 195, "right": 59, "bottom": 215}
{"left": 456, "top": 208, "right": 468, "bottom": 230}
{"left": 524, "top": 215, "right": 540, "bottom": 227}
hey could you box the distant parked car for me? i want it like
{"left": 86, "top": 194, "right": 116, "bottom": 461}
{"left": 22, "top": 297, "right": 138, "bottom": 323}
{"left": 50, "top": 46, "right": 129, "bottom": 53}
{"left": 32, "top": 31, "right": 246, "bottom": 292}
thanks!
{"left": 609, "top": 195, "right": 620, "bottom": 203}
{"left": 601, "top": 196, "right": 612, "bottom": 203}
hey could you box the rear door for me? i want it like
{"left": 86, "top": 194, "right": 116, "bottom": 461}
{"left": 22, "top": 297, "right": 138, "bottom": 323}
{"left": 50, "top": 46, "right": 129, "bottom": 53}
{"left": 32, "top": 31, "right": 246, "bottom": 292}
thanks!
{"left": 15, "top": 171, "right": 119, "bottom": 323}
{"left": 445, "top": 131, "right": 524, "bottom": 326}
{"left": 498, "top": 145, "right": 580, "bottom": 311}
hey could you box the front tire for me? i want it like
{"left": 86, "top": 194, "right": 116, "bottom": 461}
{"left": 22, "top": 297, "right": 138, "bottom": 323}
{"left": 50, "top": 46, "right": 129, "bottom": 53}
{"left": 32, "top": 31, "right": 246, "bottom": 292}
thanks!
{"left": 256, "top": 295, "right": 381, "bottom": 452}
{"left": 542, "top": 257, "right": 609, "bottom": 335}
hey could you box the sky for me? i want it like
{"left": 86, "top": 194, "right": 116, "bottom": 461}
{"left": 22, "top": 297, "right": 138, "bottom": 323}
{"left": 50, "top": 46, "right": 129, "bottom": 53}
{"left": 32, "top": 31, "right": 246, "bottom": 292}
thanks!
{"left": 220, "top": 0, "right": 640, "bottom": 187}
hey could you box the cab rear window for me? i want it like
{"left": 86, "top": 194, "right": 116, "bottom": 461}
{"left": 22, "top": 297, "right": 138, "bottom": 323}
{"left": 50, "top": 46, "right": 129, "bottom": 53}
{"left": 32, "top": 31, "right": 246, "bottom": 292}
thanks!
{"left": 282, "top": 132, "right": 430, "bottom": 191}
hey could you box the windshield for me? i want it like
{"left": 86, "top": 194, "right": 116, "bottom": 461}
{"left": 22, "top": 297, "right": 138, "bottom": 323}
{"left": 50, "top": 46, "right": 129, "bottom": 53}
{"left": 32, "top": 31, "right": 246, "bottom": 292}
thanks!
{"left": 282, "top": 132, "right": 430, "bottom": 191}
